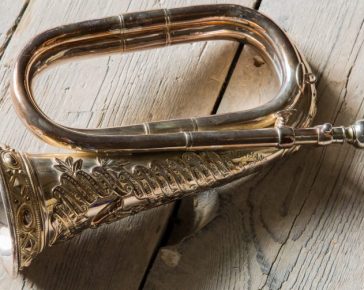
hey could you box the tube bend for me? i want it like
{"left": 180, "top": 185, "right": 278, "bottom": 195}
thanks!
{"left": 12, "top": 4, "right": 310, "bottom": 152}
{"left": 2, "top": 4, "right": 318, "bottom": 277}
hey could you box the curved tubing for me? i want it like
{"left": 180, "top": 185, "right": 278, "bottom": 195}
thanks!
{"left": 6, "top": 3, "right": 364, "bottom": 279}
{"left": 12, "top": 4, "right": 302, "bottom": 152}
{"left": 2, "top": 4, "right": 321, "bottom": 277}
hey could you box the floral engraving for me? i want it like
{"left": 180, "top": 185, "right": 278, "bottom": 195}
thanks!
{"left": 0, "top": 147, "right": 42, "bottom": 269}
{"left": 50, "top": 151, "right": 268, "bottom": 245}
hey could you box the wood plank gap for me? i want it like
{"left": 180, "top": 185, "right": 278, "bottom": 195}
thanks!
{"left": 143, "top": 2, "right": 263, "bottom": 284}
{"left": 211, "top": 43, "right": 244, "bottom": 114}
{"left": 138, "top": 200, "right": 182, "bottom": 290}
{"left": 210, "top": 0, "right": 262, "bottom": 114}
{"left": 0, "top": 0, "right": 30, "bottom": 60}
{"left": 255, "top": 0, "right": 263, "bottom": 10}
{"left": 142, "top": 1, "right": 263, "bottom": 284}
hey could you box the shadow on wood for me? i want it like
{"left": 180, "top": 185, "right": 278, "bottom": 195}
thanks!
{"left": 144, "top": 77, "right": 364, "bottom": 290}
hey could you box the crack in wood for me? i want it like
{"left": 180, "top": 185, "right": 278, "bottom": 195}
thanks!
{"left": 0, "top": 0, "right": 29, "bottom": 60}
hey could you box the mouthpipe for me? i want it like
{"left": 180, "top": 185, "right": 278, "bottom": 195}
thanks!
{"left": 175, "top": 120, "right": 364, "bottom": 149}
{"left": 345, "top": 119, "right": 364, "bottom": 148}
{"left": 273, "top": 120, "right": 364, "bottom": 148}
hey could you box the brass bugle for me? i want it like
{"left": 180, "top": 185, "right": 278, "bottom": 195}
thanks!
{"left": 0, "top": 4, "right": 362, "bottom": 276}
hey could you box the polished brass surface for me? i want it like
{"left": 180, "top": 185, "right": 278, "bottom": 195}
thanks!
{"left": 12, "top": 4, "right": 316, "bottom": 152}
{"left": 1, "top": 4, "right": 363, "bottom": 277}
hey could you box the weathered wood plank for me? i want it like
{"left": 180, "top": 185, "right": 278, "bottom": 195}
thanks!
{"left": 0, "top": 0, "right": 27, "bottom": 57}
{"left": 144, "top": 1, "right": 364, "bottom": 289}
{"left": 144, "top": 35, "right": 278, "bottom": 290}
{"left": 0, "top": 0, "right": 255, "bottom": 290}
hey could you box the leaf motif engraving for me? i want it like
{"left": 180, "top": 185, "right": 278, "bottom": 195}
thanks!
{"left": 54, "top": 157, "right": 83, "bottom": 175}
{"left": 72, "top": 159, "right": 83, "bottom": 172}
{"left": 65, "top": 157, "right": 73, "bottom": 167}
{"left": 50, "top": 150, "right": 271, "bottom": 244}
{"left": 54, "top": 158, "right": 70, "bottom": 173}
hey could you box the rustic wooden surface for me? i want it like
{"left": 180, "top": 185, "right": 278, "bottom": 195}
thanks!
{"left": 0, "top": 0, "right": 27, "bottom": 57}
{"left": 1, "top": 0, "right": 364, "bottom": 289}
{"left": 145, "top": 1, "right": 364, "bottom": 290}
{"left": 0, "top": 0, "right": 256, "bottom": 290}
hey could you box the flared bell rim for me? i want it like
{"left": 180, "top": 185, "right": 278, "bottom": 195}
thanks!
{"left": 0, "top": 167, "right": 18, "bottom": 277}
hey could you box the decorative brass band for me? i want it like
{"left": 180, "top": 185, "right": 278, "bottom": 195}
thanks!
{"left": 0, "top": 146, "right": 43, "bottom": 269}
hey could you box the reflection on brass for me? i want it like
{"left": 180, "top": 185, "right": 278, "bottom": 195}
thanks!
{"left": 0, "top": 4, "right": 362, "bottom": 276}
{"left": 0, "top": 147, "right": 43, "bottom": 270}
{"left": 1, "top": 145, "right": 275, "bottom": 276}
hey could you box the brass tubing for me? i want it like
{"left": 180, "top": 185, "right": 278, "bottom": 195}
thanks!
{"left": 4, "top": 3, "right": 364, "bottom": 278}
{"left": 12, "top": 4, "right": 307, "bottom": 152}
{"left": 2, "top": 4, "right": 322, "bottom": 277}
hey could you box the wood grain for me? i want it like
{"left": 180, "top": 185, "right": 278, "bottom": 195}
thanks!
{"left": 0, "top": 0, "right": 27, "bottom": 57}
{"left": 145, "top": 1, "right": 364, "bottom": 289}
{"left": 0, "top": 0, "right": 255, "bottom": 289}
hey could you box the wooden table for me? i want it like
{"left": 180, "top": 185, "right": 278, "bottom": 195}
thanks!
{"left": 0, "top": 0, "right": 363, "bottom": 289}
